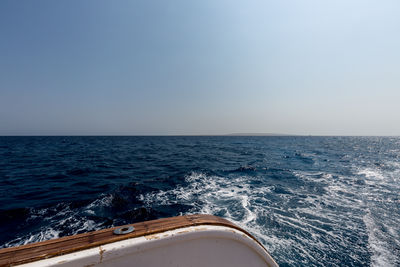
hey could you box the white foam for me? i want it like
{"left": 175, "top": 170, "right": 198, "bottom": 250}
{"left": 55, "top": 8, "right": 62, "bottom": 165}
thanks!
{"left": 2, "top": 228, "right": 61, "bottom": 248}
{"left": 358, "top": 168, "right": 384, "bottom": 180}
{"left": 140, "top": 172, "right": 304, "bottom": 254}
{"left": 5, "top": 161, "right": 399, "bottom": 266}
{"left": 85, "top": 194, "right": 114, "bottom": 210}
{"left": 354, "top": 162, "right": 400, "bottom": 267}
{"left": 2, "top": 201, "right": 106, "bottom": 248}
{"left": 363, "top": 212, "right": 397, "bottom": 267}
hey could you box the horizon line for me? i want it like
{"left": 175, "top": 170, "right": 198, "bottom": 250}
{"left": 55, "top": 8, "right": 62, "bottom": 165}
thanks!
{"left": 0, "top": 134, "right": 399, "bottom": 137}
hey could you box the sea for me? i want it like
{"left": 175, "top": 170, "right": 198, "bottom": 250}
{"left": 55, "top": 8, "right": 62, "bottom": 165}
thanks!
{"left": 0, "top": 136, "right": 399, "bottom": 266}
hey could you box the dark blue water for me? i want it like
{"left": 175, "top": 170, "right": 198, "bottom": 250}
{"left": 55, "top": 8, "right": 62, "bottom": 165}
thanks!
{"left": 0, "top": 136, "right": 399, "bottom": 266}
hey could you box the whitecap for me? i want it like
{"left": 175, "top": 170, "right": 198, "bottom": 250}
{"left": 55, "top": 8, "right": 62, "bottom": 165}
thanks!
{"left": 363, "top": 211, "right": 398, "bottom": 267}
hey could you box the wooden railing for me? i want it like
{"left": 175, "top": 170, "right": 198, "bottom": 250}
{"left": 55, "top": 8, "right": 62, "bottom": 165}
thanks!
{"left": 0, "top": 214, "right": 268, "bottom": 266}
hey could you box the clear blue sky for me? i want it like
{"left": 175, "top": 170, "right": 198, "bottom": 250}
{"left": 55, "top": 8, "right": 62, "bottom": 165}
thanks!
{"left": 1, "top": 0, "right": 399, "bottom": 135}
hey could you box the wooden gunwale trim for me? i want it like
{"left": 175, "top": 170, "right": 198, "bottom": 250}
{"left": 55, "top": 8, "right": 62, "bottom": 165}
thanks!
{"left": 0, "top": 214, "right": 267, "bottom": 267}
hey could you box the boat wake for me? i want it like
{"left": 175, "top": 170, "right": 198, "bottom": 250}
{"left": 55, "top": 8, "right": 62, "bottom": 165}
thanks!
{"left": 140, "top": 167, "right": 400, "bottom": 266}
{"left": 1, "top": 136, "right": 400, "bottom": 266}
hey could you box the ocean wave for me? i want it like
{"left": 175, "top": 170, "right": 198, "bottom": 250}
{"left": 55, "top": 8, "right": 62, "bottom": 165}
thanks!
{"left": 3, "top": 228, "right": 61, "bottom": 248}
{"left": 355, "top": 165, "right": 400, "bottom": 267}
{"left": 363, "top": 211, "right": 398, "bottom": 267}
{"left": 358, "top": 168, "right": 385, "bottom": 180}
{"left": 229, "top": 165, "right": 257, "bottom": 173}
{"left": 140, "top": 172, "right": 271, "bottom": 239}
{"left": 140, "top": 171, "right": 348, "bottom": 262}
{"left": 141, "top": 168, "right": 400, "bottom": 265}
{"left": 2, "top": 136, "right": 400, "bottom": 266}
{"left": 0, "top": 199, "right": 110, "bottom": 248}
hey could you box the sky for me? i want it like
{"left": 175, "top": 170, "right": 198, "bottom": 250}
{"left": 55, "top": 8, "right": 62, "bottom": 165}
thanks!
{"left": 1, "top": 0, "right": 399, "bottom": 136}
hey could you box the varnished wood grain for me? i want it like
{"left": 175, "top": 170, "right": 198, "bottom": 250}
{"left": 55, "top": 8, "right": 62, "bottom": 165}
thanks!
{"left": 0, "top": 214, "right": 263, "bottom": 267}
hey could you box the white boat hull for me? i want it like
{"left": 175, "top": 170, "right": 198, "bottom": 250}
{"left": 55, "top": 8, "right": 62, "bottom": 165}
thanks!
{"left": 19, "top": 225, "right": 277, "bottom": 267}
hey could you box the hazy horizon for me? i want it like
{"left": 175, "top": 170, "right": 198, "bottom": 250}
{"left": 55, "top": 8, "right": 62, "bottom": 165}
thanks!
{"left": 1, "top": 0, "right": 400, "bottom": 136}
{"left": 1, "top": 133, "right": 399, "bottom": 137}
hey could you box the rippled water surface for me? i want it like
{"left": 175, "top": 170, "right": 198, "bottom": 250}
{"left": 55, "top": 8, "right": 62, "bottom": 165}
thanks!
{"left": 0, "top": 136, "right": 399, "bottom": 266}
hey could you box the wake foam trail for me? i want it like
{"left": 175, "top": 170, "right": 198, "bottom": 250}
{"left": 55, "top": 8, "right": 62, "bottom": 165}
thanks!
{"left": 357, "top": 165, "right": 400, "bottom": 267}
{"left": 2, "top": 228, "right": 61, "bottom": 248}
{"left": 363, "top": 212, "right": 398, "bottom": 267}
{"left": 140, "top": 172, "right": 259, "bottom": 224}
{"left": 140, "top": 169, "right": 400, "bottom": 265}
{"left": 139, "top": 172, "right": 296, "bottom": 256}
{"left": 1, "top": 195, "right": 114, "bottom": 248}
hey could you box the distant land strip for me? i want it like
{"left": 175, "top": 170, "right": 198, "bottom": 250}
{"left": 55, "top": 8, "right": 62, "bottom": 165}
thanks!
{"left": 225, "top": 133, "right": 296, "bottom": 136}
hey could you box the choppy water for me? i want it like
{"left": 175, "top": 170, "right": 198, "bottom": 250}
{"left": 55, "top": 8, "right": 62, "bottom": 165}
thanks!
{"left": 0, "top": 136, "right": 399, "bottom": 266}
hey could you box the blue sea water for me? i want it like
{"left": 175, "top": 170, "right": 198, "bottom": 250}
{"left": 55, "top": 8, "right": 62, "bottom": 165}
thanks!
{"left": 0, "top": 136, "right": 399, "bottom": 266}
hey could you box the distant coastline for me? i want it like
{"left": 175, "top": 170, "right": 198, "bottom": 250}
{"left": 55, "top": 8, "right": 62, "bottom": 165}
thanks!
{"left": 225, "top": 133, "right": 296, "bottom": 136}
